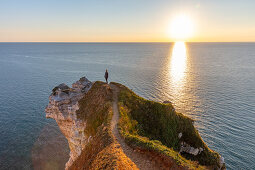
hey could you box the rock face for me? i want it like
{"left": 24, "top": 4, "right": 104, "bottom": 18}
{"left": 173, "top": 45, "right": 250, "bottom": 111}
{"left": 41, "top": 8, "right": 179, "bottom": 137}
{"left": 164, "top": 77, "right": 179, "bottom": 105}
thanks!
{"left": 179, "top": 141, "right": 204, "bottom": 156}
{"left": 45, "top": 77, "right": 92, "bottom": 169}
{"left": 45, "top": 77, "right": 225, "bottom": 170}
{"left": 178, "top": 133, "right": 225, "bottom": 169}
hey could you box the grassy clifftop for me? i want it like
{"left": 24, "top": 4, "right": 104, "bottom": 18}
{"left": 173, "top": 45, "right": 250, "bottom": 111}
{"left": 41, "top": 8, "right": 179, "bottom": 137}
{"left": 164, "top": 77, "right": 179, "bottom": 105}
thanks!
{"left": 112, "top": 82, "right": 221, "bottom": 169}
{"left": 70, "top": 81, "right": 137, "bottom": 170}
{"left": 69, "top": 81, "right": 223, "bottom": 169}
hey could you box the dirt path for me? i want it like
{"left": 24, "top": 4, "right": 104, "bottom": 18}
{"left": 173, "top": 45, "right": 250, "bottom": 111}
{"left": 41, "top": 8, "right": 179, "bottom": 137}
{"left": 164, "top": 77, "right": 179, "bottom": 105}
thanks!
{"left": 110, "top": 84, "right": 165, "bottom": 170}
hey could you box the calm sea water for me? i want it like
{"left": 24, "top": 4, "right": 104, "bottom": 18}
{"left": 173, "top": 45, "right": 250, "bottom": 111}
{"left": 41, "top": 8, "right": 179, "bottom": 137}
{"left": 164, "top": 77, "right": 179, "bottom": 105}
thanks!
{"left": 0, "top": 42, "right": 254, "bottom": 169}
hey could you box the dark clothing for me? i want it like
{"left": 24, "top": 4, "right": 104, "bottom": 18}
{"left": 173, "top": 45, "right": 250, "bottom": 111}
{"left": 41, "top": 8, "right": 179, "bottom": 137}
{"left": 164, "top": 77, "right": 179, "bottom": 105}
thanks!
{"left": 105, "top": 71, "right": 108, "bottom": 83}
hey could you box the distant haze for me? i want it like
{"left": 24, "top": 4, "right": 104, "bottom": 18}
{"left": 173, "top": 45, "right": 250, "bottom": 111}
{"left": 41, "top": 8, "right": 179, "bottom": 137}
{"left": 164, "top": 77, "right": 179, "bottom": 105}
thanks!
{"left": 0, "top": 0, "right": 255, "bottom": 42}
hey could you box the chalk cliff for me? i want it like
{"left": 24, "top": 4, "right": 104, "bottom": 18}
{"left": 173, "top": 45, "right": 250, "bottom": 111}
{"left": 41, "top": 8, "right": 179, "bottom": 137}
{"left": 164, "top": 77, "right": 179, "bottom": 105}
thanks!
{"left": 45, "top": 77, "right": 92, "bottom": 169}
{"left": 45, "top": 77, "right": 225, "bottom": 170}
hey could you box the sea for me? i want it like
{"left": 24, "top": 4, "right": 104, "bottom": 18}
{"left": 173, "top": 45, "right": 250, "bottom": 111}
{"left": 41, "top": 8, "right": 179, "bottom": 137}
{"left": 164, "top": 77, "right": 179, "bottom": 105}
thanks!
{"left": 0, "top": 42, "right": 254, "bottom": 169}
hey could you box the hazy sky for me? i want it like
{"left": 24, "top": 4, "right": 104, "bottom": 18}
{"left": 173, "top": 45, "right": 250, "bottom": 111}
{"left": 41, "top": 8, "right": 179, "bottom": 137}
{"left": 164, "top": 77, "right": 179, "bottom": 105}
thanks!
{"left": 1, "top": 0, "right": 255, "bottom": 42}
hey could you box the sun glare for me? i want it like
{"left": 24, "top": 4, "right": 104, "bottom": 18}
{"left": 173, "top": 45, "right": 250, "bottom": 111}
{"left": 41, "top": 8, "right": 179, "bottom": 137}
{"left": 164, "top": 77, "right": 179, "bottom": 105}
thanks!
{"left": 168, "top": 14, "right": 194, "bottom": 41}
{"left": 170, "top": 42, "right": 187, "bottom": 83}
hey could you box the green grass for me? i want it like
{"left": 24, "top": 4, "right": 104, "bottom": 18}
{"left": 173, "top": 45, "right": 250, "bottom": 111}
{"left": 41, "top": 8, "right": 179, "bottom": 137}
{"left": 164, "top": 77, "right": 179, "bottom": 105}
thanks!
{"left": 111, "top": 82, "right": 220, "bottom": 169}
{"left": 77, "top": 81, "right": 113, "bottom": 136}
{"left": 70, "top": 81, "right": 137, "bottom": 170}
{"left": 70, "top": 81, "right": 115, "bottom": 169}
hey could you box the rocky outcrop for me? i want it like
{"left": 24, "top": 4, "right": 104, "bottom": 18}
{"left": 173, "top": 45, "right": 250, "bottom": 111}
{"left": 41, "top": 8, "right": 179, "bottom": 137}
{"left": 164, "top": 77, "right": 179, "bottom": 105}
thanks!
{"left": 45, "top": 77, "right": 225, "bottom": 170}
{"left": 45, "top": 77, "right": 92, "bottom": 169}
{"left": 178, "top": 132, "right": 225, "bottom": 169}
{"left": 179, "top": 141, "right": 204, "bottom": 156}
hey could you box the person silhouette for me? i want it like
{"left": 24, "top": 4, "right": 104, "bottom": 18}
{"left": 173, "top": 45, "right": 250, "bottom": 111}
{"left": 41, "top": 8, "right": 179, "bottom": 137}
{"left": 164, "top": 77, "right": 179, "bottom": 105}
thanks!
{"left": 104, "top": 69, "right": 108, "bottom": 84}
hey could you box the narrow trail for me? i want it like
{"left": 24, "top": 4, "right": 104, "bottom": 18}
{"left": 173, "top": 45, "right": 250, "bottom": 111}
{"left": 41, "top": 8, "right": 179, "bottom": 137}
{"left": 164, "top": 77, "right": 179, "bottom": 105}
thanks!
{"left": 110, "top": 84, "right": 166, "bottom": 170}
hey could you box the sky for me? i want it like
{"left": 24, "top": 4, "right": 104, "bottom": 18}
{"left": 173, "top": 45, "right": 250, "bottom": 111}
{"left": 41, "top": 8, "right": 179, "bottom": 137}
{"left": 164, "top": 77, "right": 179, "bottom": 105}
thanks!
{"left": 0, "top": 0, "right": 255, "bottom": 42}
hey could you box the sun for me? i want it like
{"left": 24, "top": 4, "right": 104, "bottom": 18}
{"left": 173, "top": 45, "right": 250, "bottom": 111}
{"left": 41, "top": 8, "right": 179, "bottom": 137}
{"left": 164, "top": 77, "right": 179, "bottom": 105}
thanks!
{"left": 168, "top": 14, "right": 194, "bottom": 41}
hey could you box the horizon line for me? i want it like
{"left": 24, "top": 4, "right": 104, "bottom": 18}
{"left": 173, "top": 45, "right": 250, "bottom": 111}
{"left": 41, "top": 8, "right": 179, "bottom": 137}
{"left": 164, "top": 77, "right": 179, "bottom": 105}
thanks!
{"left": 0, "top": 41, "right": 255, "bottom": 43}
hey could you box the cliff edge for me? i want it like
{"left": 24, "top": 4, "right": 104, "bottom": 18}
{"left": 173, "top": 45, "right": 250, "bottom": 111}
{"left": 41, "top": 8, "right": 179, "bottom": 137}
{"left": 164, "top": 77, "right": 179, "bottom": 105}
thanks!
{"left": 45, "top": 77, "right": 225, "bottom": 170}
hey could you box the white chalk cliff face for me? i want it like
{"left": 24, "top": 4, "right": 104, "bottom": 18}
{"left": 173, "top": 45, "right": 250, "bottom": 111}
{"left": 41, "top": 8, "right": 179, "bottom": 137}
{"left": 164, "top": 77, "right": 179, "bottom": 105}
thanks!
{"left": 45, "top": 77, "right": 93, "bottom": 169}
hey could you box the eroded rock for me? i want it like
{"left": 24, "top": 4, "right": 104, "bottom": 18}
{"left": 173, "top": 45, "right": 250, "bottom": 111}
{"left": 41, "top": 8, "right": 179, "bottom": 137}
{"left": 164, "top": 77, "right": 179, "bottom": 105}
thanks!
{"left": 179, "top": 141, "right": 203, "bottom": 156}
{"left": 45, "top": 76, "right": 93, "bottom": 170}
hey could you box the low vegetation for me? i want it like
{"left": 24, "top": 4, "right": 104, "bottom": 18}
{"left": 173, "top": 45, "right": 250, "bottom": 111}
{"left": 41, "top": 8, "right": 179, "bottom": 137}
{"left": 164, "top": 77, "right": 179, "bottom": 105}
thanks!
{"left": 70, "top": 81, "right": 137, "bottom": 170}
{"left": 111, "top": 82, "right": 220, "bottom": 169}
{"left": 69, "top": 81, "right": 221, "bottom": 169}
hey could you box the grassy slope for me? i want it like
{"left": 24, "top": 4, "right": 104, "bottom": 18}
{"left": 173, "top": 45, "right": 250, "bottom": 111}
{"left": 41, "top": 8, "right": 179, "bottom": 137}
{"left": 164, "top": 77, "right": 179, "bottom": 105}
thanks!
{"left": 69, "top": 81, "right": 137, "bottom": 170}
{"left": 111, "top": 82, "right": 220, "bottom": 169}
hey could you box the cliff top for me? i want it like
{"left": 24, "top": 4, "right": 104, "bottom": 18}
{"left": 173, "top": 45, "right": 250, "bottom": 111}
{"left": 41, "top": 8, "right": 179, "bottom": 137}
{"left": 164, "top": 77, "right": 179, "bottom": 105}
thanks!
{"left": 46, "top": 77, "right": 225, "bottom": 170}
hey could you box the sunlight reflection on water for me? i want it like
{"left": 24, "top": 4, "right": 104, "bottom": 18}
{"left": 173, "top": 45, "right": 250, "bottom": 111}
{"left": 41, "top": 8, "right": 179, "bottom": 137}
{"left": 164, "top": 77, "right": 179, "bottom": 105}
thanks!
{"left": 169, "top": 41, "right": 187, "bottom": 84}
{"left": 163, "top": 41, "right": 190, "bottom": 104}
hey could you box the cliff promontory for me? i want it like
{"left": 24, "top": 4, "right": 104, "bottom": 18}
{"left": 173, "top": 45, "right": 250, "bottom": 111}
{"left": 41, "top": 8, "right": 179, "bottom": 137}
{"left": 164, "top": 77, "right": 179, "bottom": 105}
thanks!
{"left": 45, "top": 77, "right": 225, "bottom": 170}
